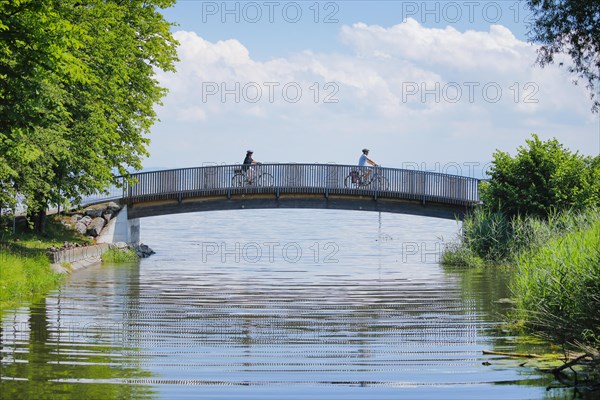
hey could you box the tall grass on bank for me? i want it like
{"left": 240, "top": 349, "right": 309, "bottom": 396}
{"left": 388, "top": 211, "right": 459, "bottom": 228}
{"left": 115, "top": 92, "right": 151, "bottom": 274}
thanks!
{"left": 443, "top": 207, "right": 600, "bottom": 351}
{"left": 102, "top": 247, "right": 138, "bottom": 264}
{"left": 442, "top": 208, "right": 520, "bottom": 267}
{"left": 512, "top": 210, "right": 600, "bottom": 345}
{"left": 442, "top": 207, "right": 600, "bottom": 266}
{"left": 0, "top": 249, "right": 63, "bottom": 310}
{"left": 0, "top": 214, "right": 90, "bottom": 311}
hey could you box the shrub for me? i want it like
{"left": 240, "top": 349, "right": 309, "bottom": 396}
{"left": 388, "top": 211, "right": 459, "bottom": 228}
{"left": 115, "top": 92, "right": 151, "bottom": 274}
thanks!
{"left": 482, "top": 134, "right": 600, "bottom": 218}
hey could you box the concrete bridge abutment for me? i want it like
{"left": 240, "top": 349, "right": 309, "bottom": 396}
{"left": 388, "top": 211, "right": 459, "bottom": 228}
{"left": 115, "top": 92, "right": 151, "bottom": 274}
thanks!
{"left": 96, "top": 205, "right": 140, "bottom": 246}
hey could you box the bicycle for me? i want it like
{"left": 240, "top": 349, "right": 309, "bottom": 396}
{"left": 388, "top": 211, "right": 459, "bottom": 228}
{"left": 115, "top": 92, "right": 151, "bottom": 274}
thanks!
{"left": 231, "top": 165, "right": 274, "bottom": 187}
{"left": 344, "top": 167, "right": 389, "bottom": 190}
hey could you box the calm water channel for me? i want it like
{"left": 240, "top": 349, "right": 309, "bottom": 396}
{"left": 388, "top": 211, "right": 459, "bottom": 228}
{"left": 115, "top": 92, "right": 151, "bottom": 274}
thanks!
{"left": 1, "top": 210, "right": 574, "bottom": 399}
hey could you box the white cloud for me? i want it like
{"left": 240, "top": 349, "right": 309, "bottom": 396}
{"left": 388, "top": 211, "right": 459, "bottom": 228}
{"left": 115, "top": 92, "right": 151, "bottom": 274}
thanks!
{"left": 340, "top": 20, "right": 531, "bottom": 71}
{"left": 149, "top": 21, "right": 597, "bottom": 169}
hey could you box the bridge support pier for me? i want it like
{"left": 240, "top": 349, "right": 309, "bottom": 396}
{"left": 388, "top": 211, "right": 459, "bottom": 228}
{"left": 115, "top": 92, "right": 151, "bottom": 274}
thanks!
{"left": 109, "top": 205, "right": 140, "bottom": 246}
{"left": 128, "top": 217, "right": 140, "bottom": 246}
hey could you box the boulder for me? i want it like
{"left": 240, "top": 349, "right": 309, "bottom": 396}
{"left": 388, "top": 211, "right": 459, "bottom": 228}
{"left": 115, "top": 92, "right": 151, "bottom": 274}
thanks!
{"left": 102, "top": 210, "right": 114, "bottom": 223}
{"left": 75, "top": 222, "right": 88, "bottom": 235}
{"left": 112, "top": 242, "right": 129, "bottom": 249}
{"left": 79, "top": 216, "right": 93, "bottom": 226}
{"left": 135, "top": 243, "right": 155, "bottom": 258}
{"left": 84, "top": 208, "right": 104, "bottom": 218}
{"left": 86, "top": 217, "right": 105, "bottom": 237}
{"left": 70, "top": 214, "right": 83, "bottom": 224}
{"left": 106, "top": 202, "right": 122, "bottom": 212}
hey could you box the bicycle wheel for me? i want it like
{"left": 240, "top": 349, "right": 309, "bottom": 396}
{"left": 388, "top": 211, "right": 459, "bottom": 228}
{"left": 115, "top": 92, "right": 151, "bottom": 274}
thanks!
{"left": 374, "top": 175, "right": 389, "bottom": 191}
{"left": 231, "top": 173, "right": 246, "bottom": 187}
{"left": 257, "top": 173, "right": 274, "bottom": 187}
{"left": 344, "top": 174, "right": 360, "bottom": 189}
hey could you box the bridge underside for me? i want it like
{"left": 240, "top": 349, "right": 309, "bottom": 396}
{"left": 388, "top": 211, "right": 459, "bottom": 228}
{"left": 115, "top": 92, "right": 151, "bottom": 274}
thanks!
{"left": 125, "top": 194, "right": 471, "bottom": 221}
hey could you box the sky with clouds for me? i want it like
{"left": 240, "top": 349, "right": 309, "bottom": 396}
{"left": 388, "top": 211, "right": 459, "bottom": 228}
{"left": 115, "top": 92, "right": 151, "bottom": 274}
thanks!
{"left": 147, "top": 1, "right": 599, "bottom": 177}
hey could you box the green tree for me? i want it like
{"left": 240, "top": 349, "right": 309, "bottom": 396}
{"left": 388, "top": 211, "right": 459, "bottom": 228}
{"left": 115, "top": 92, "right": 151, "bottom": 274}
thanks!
{"left": 526, "top": 0, "right": 600, "bottom": 112}
{"left": 48, "top": 0, "right": 178, "bottom": 207}
{"left": 482, "top": 134, "right": 600, "bottom": 218}
{"left": 0, "top": 0, "right": 82, "bottom": 222}
{"left": 0, "top": 0, "right": 178, "bottom": 232}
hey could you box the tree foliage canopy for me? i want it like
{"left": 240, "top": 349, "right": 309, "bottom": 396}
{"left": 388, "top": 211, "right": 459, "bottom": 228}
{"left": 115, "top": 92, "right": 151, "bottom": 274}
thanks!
{"left": 482, "top": 134, "right": 600, "bottom": 218}
{"left": 0, "top": 0, "right": 178, "bottom": 225}
{"left": 526, "top": 0, "right": 600, "bottom": 112}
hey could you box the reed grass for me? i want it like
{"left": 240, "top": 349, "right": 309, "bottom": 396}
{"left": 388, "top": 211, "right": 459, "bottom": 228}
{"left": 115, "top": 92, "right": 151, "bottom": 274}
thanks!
{"left": 443, "top": 207, "right": 600, "bottom": 351}
{"left": 512, "top": 209, "right": 600, "bottom": 345}
{"left": 444, "top": 207, "right": 599, "bottom": 265}
{"left": 101, "top": 247, "right": 138, "bottom": 264}
{"left": 440, "top": 242, "right": 483, "bottom": 268}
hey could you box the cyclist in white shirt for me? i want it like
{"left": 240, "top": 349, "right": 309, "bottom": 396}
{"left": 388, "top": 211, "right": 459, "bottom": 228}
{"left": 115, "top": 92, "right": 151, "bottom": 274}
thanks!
{"left": 358, "top": 148, "right": 379, "bottom": 182}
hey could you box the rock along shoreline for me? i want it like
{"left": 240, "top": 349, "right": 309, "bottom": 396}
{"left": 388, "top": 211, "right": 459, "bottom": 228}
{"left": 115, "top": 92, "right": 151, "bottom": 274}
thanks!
{"left": 48, "top": 202, "right": 154, "bottom": 274}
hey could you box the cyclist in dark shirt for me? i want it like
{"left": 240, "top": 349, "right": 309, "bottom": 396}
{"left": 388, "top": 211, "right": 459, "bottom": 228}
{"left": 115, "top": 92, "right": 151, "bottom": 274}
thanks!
{"left": 243, "top": 150, "right": 257, "bottom": 183}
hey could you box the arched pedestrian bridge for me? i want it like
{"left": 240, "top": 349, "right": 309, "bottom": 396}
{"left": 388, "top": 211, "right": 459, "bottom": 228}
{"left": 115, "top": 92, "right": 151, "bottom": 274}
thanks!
{"left": 92, "top": 164, "right": 480, "bottom": 222}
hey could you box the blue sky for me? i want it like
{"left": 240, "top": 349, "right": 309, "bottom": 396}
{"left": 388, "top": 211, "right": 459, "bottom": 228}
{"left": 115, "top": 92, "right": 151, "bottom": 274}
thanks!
{"left": 147, "top": 1, "right": 599, "bottom": 177}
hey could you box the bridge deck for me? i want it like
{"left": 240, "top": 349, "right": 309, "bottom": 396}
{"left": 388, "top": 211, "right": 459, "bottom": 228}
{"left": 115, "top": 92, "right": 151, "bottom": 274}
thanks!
{"left": 83, "top": 164, "right": 480, "bottom": 220}
{"left": 85, "top": 164, "right": 479, "bottom": 218}
{"left": 126, "top": 193, "right": 472, "bottom": 220}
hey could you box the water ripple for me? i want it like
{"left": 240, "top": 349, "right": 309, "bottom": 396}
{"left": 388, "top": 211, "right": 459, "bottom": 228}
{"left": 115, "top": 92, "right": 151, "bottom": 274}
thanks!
{"left": 0, "top": 210, "right": 560, "bottom": 399}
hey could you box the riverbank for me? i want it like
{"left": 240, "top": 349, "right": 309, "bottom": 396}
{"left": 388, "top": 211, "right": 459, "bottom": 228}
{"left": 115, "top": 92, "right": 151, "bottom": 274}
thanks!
{"left": 0, "top": 205, "right": 153, "bottom": 312}
{"left": 442, "top": 207, "right": 600, "bottom": 390}
{"left": 0, "top": 248, "right": 63, "bottom": 311}
{"left": 0, "top": 213, "right": 91, "bottom": 310}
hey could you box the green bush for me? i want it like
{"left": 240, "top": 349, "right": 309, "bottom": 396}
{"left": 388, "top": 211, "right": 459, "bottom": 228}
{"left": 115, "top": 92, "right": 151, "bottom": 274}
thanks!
{"left": 482, "top": 134, "right": 600, "bottom": 218}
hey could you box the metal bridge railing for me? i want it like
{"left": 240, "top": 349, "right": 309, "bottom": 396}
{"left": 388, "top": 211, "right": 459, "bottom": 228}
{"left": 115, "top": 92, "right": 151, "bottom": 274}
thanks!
{"left": 114, "top": 164, "right": 479, "bottom": 207}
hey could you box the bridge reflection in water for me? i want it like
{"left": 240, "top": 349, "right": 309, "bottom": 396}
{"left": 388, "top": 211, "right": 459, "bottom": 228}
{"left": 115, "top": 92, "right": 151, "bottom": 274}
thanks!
{"left": 85, "top": 164, "right": 481, "bottom": 220}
